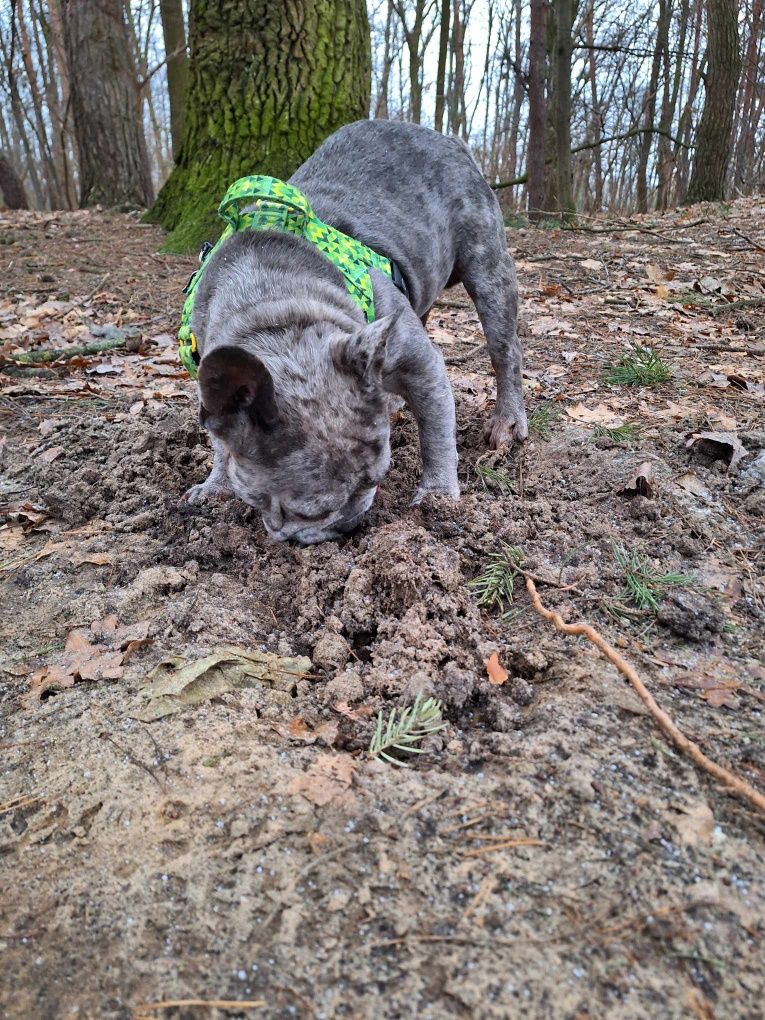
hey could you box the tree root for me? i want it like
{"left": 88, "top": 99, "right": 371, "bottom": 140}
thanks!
{"left": 524, "top": 575, "right": 765, "bottom": 818}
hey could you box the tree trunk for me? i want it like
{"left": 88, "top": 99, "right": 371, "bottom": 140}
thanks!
{"left": 553, "top": 0, "right": 574, "bottom": 214}
{"left": 159, "top": 0, "right": 188, "bottom": 162}
{"left": 733, "top": 0, "right": 763, "bottom": 192}
{"left": 62, "top": 0, "right": 154, "bottom": 208}
{"left": 657, "top": 0, "right": 685, "bottom": 209}
{"left": 636, "top": 0, "right": 668, "bottom": 213}
{"left": 686, "top": 0, "right": 741, "bottom": 202}
{"left": 0, "top": 154, "right": 28, "bottom": 208}
{"left": 148, "top": 0, "right": 370, "bottom": 252}
{"left": 584, "top": 0, "right": 602, "bottom": 212}
{"left": 527, "top": 0, "right": 548, "bottom": 218}
{"left": 434, "top": 0, "right": 450, "bottom": 132}
{"left": 375, "top": 0, "right": 396, "bottom": 119}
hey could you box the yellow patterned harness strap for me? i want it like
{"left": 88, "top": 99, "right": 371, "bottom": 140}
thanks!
{"left": 178, "top": 175, "right": 408, "bottom": 378}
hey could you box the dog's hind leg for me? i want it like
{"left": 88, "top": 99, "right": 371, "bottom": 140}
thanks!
{"left": 459, "top": 246, "right": 528, "bottom": 449}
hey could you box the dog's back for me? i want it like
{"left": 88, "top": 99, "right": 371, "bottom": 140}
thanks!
{"left": 290, "top": 121, "right": 504, "bottom": 315}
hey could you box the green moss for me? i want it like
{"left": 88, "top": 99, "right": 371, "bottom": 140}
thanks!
{"left": 147, "top": 0, "right": 371, "bottom": 252}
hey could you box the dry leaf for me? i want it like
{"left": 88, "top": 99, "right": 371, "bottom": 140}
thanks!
{"left": 566, "top": 402, "right": 621, "bottom": 426}
{"left": 131, "top": 646, "right": 311, "bottom": 721}
{"left": 289, "top": 754, "right": 357, "bottom": 806}
{"left": 36, "top": 445, "right": 64, "bottom": 464}
{"left": 333, "top": 701, "right": 375, "bottom": 721}
{"left": 71, "top": 551, "right": 113, "bottom": 567}
{"left": 622, "top": 461, "right": 656, "bottom": 498}
{"left": 675, "top": 471, "right": 710, "bottom": 499}
{"left": 272, "top": 717, "right": 339, "bottom": 747}
{"left": 668, "top": 801, "right": 715, "bottom": 847}
{"left": 687, "top": 431, "right": 747, "bottom": 472}
{"left": 699, "top": 687, "right": 741, "bottom": 710}
{"left": 486, "top": 651, "right": 508, "bottom": 686}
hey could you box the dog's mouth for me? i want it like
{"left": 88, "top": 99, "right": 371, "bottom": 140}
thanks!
{"left": 262, "top": 487, "right": 377, "bottom": 545}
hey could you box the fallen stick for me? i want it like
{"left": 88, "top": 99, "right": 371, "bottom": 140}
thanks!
{"left": 523, "top": 575, "right": 765, "bottom": 818}
{"left": 1, "top": 336, "right": 132, "bottom": 365}
{"left": 136, "top": 1001, "right": 265, "bottom": 1013}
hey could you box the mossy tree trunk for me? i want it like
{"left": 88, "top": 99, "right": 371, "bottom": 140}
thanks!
{"left": 686, "top": 0, "right": 741, "bottom": 203}
{"left": 147, "top": 0, "right": 371, "bottom": 253}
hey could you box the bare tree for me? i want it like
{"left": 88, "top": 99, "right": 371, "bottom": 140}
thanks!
{"left": 62, "top": 0, "right": 154, "bottom": 207}
{"left": 159, "top": 0, "right": 188, "bottom": 161}
{"left": 687, "top": 0, "right": 741, "bottom": 201}
{"left": 0, "top": 152, "right": 27, "bottom": 207}
{"left": 527, "top": 0, "right": 548, "bottom": 217}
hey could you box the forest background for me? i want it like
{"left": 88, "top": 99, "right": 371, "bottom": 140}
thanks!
{"left": 0, "top": 0, "right": 758, "bottom": 251}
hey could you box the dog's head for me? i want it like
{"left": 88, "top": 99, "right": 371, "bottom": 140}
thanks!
{"left": 198, "top": 317, "right": 395, "bottom": 544}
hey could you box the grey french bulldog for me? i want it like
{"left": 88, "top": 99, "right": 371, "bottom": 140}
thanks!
{"left": 186, "top": 120, "right": 526, "bottom": 544}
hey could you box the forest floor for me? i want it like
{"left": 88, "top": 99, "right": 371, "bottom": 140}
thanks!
{"left": 1, "top": 200, "right": 764, "bottom": 1020}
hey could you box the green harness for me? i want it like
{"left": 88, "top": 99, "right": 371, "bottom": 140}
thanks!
{"left": 177, "top": 175, "right": 407, "bottom": 377}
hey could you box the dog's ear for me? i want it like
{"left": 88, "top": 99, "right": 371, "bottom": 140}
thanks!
{"left": 198, "top": 346, "right": 278, "bottom": 428}
{"left": 332, "top": 315, "right": 396, "bottom": 382}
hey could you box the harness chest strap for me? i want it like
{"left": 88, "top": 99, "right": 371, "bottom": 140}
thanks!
{"left": 178, "top": 175, "right": 409, "bottom": 378}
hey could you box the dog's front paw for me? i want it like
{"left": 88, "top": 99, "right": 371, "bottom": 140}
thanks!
{"left": 485, "top": 411, "right": 529, "bottom": 450}
{"left": 182, "top": 480, "right": 232, "bottom": 506}
{"left": 411, "top": 479, "right": 460, "bottom": 506}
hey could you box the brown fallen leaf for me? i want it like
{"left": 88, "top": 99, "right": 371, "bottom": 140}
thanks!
{"left": 687, "top": 431, "right": 747, "bottom": 472}
{"left": 289, "top": 754, "right": 357, "bottom": 806}
{"left": 667, "top": 800, "right": 715, "bottom": 847}
{"left": 333, "top": 701, "right": 375, "bottom": 721}
{"left": 22, "top": 617, "right": 151, "bottom": 708}
{"left": 130, "top": 646, "right": 311, "bottom": 721}
{"left": 36, "top": 445, "right": 64, "bottom": 464}
{"left": 622, "top": 461, "right": 656, "bottom": 498}
{"left": 565, "top": 401, "right": 621, "bottom": 426}
{"left": 70, "top": 551, "right": 113, "bottom": 567}
{"left": 271, "top": 717, "right": 339, "bottom": 747}
{"left": 699, "top": 686, "right": 741, "bottom": 710}
{"left": 486, "top": 651, "right": 508, "bottom": 686}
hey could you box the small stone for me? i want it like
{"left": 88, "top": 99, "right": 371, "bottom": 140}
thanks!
{"left": 508, "top": 676, "right": 534, "bottom": 706}
{"left": 488, "top": 699, "right": 522, "bottom": 733}
{"left": 657, "top": 590, "right": 725, "bottom": 642}
{"left": 313, "top": 631, "right": 351, "bottom": 670}
{"left": 324, "top": 669, "right": 364, "bottom": 704}
{"left": 509, "top": 648, "right": 548, "bottom": 677}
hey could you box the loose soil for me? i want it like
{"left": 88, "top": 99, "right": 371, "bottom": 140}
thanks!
{"left": 1, "top": 202, "right": 764, "bottom": 1020}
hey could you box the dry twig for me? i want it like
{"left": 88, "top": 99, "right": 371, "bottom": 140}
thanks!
{"left": 523, "top": 576, "right": 765, "bottom": 818}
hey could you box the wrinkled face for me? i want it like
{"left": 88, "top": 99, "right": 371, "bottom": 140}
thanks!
{"left": 216, "top": 413, "right": 391, "bottom": 544}
{"left": 198, "top": 320, "right": 394, "bottom": 544}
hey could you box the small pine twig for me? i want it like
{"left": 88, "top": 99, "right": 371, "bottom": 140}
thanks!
{"left": 368, "top": 694, "right": 447, "bottom": 767}
{"left": 475, "top": 463, "right": 515, "bottom": 496}
{"left": 470, "top": 543, "right": 524, "bottom": 612}
{"left": 528, "top": 401, "right": 561, "bottom": 439}
{"left": 604, "top": 344, "right": 671, "bottom": 386}
{"left": 612, "top": 543, "right": 693, "bottom": 612}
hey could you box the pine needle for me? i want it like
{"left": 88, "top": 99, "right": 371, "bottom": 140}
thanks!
{"left": 368, "top": 693, "right": 447, "bottom": 767}
{"left": 470, "top": 543, "right": 524, "bottom": 612}
{"left": 475, "top": 463, "right": 515, "bottom": 495}
{"left": 592, "top": 423, "right": 639, "bottom": 443}
{"left": 612, "top": 542, "right": 693, "bottom": 612}
{"left": 604, "top": 344, "right": 671, "bottom": 386}
{"left": 528, "top": 402, "right": 561, "bottom": 439}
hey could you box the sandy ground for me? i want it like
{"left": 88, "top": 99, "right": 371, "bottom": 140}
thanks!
{"left": 1, "top": 200, "right": 764, "bottom": 1020}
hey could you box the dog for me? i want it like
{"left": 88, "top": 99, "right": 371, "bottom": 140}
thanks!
{"left": 186, "top": 120, "right": 526, "bottom": 544}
